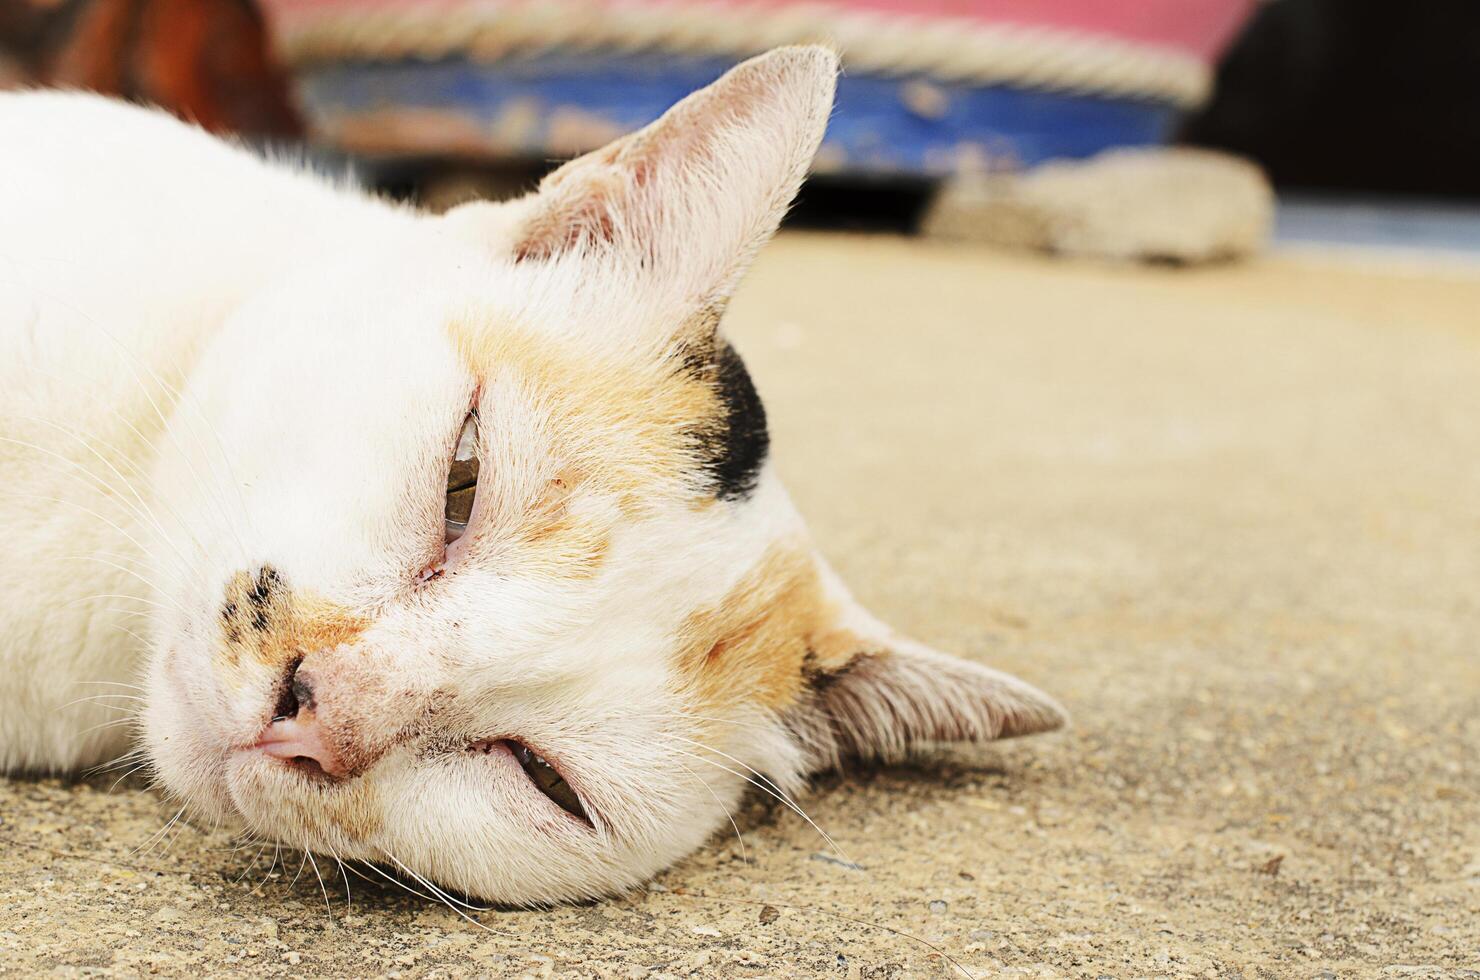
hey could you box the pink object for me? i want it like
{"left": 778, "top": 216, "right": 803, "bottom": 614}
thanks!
{"left": 253, "top": 711, "right": 348, "bottom": 778}
{"left": 265, "top": 0, "right": 1255, "bottom": 69}
{"left": 713, "top": 0, "right": 1251, "bottom": 61}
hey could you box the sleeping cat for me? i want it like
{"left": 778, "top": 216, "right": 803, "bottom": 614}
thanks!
{"left": 0, "top": 46, "right": 1064, "bottom": 904}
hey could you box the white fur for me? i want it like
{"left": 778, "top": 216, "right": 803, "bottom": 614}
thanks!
{"left": 0, "top": 48, "right": 1062, "bottom": 903}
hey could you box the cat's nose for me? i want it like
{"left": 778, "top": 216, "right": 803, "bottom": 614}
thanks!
{"left": 255, "top": 711, "right": 347, "bottom": 778}
{"left": 254, "top": 666, "right": 348, "bottom": 778}
{"left": 288, "top": 670, "right": 317, "bottom": 714}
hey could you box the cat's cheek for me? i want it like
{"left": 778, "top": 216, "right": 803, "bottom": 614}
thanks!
{"left": 140, "top": 690, "right": 238, "bottom": 826}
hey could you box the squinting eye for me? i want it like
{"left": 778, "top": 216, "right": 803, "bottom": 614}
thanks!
{"left": 444, "top": 413, "right": 479, "bottom": 544}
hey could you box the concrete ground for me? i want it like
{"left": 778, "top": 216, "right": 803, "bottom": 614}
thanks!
{"left": 3, "top": 233, "right": 1478, "bottom": 978}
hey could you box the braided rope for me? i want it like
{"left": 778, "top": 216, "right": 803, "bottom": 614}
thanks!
{"left": 273, "top": 1, "right": 1212, "bottom": 107}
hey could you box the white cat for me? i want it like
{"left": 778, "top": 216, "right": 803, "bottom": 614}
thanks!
{"left": 0, "top": 46, "right": 1063, "bottom": 904}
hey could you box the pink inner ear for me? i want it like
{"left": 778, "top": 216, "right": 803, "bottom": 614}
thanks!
{"left": 513, "top": 145, "right": 674, "bottom": 263}
{"left": 513, "top": 181, "right": 616, "bottom": 262}
{"left": 507, "top": 46, "right": 837, "bottom": 272}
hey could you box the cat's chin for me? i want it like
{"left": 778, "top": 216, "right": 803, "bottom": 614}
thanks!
{"left": 216, "top": 747, "right": 376, "bottom": 855}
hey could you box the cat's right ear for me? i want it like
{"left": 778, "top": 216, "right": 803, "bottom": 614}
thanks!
{"left": 451, "top": 45, "right": 837, "bottom": 319}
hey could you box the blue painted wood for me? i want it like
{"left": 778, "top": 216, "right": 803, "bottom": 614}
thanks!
{"left": 295, "top": 51, "right": 1180, "bottom": 177}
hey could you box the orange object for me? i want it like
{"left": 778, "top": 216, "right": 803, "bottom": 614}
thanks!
{"left": 0, "top": 0, "right": 300, "bottom": 137}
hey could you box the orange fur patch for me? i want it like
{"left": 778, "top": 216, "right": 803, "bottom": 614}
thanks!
{"left": 678, "top": 545, "right": 868, "bottom": 712}
{"left": 444, "top": 315, "right": 730, "bottom": 579}
{"left": 218, "top": 567, "right": 367, "bottom": 670}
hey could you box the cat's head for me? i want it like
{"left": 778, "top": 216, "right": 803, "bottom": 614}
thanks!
{"left": 140, "top": 46, "right": 1064, "bottom": 904}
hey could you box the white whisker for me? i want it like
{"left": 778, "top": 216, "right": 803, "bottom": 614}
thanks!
{"left": 305, "top": 849, "right": 334, "bottom": 920}
{"left": 383, "top": 852, "right": 494, "bottom": 912}
{"left": 356, "top": 857, "right": 507, "bottom": 936}
{"left": 656, "top": 736, "right": 850, "bottom": 866}
{"left": 676, "top": 758, "right": 747, "bottom": 864}
{"left": 50, "top": 555, "right": 190, "bottom": 616}
{"left": 133, "top": 804, "right": 187, "bottom": 858}
{"left": 326, "top": 845, "right": 354, "bottom": 911}
{"left": 3, "top": 412, "right": 203, "bottom": 557}
{"left": 72, "top": 680, "right": 147, "bottom": 691}
{"left": 106, "top": 763, "right": 151, "bottom": 792}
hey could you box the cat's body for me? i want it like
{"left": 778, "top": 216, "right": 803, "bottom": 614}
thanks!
{"left": 0, "top": 48, "right": 1064, "bottom": 904}
{"left": 0, "top": 93, "right": 392, "bottom": 771}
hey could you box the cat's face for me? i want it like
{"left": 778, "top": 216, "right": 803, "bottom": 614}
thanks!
{"left": 139, "top": 47, "right": 1063, "bottom": 904}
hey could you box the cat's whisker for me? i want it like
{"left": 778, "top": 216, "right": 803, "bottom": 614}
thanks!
{"left": 219, "top": 833, "right": 270, "bottom": 858}
{"left": 630, "top": 707, "right": 830, "bottom": 752}
{"left": 13, "top": 361, "right": 239, "bottom": 555}
{"left": 66, "top": 593, "right": 177, "bottom": 615}
{"left": 157, "top": 811, "right": 192, "bottom": 858}
{"left": 62, "top": 692, "right": 146, "bottom": 705}
{"left": 106, "top": 762, "right": 152, "bottom": 793}
{"left": 233, "top": 843, "right": 269, "bottom": 885}
{"left": 252, "top": 844, "right": 283, "bottom": 895}
{"left": 86, "top": 745, "right": 148, "bottom": 778}
{"left": 72, "top": 716, "right": 139, "bottom": 740}
{"left": 373, "top": 852, "right": 507, "bottom": 936}
{"left": 0, "top": 432, "right": 200, "bottom": 577}
{"left": 305, "top": 848, "right": 335, "bottom": 920}
{"left": 383, "top": 852, "right": 495, "bottom": 913}
{"left": 50, "top": 556, "right": 189, "bottom": 616}
{"left": 675, "top": 758, "right": 748, "bottom": 865}
{"left": 0, "top": 489, "right": 194, "bottom": 587}
{"left": 105, "top": 624, "right": 155, "bottom": 652}
{"left": 341, "top": 857, "right": 442, "bottom": 911}
{"left": 133, "top": 803, "right": 187, "bottom": 858}
{"left": 4, "top": 412, "right": 202, "bottom": 558}
{"left": 326, "top": 846, "right": 354, "bottom": 911}
{"left": 72, "top": 680, "right": 147, "bottom": 691}
{"left": 0, "top": 425, "right": 149, "bottom": 514}
{"left": 100, "top": 606, "right": 166, "bottom": 627}
{"left": 655, "top": 736, "right": 850, "bottom": 867}
{"left": 289, "top": 847, "right": 312, "bottom": 891}
{"left": 79, "top": 319, "right": 252, "bottom": 562}
{"left": 149, "top": 344, "right": 259, "bottom": 544}
{"left": 83, "top": 547, "right": 153, "bottom": 566}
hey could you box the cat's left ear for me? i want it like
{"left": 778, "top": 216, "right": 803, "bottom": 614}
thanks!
{"left": 485, "top": 45, "right": 837, "bottom": 312}
{"left": 785, "top": 567, "right": 1067, "bottom": 774}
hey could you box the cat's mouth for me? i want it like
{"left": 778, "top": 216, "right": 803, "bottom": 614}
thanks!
{"left": 471, "top": 738, "right": 593, "bottom": 827}
{"left": 247, "top": 658, "right": 593, "bottom": 826}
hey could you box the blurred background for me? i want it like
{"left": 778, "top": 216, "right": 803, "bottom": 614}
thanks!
{"left": 2, "top": 0, "right": 1478, "bottom": 256}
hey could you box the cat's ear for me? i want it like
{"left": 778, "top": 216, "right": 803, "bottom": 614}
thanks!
{"left": 503, "top": 45, "right": 837, "bottom": 310}
{"left": 786, "top": 569, "right": 1067, "bottom": 773}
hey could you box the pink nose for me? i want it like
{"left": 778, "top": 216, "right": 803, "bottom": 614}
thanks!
{"left": 254, "top": 710, "right": 348, "bottom": 778}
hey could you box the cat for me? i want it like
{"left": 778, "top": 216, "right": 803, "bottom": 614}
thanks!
{"left": 0, "top": 45, "right": 1064, "bottom": 904}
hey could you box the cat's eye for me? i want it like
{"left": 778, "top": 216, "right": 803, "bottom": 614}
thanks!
{"left": 444, "top": 413, "right": 479, "bottom": 544}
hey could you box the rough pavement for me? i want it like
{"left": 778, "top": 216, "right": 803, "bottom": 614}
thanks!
{"left": 3, "top": 233, "right": 1477, "bottom": 977}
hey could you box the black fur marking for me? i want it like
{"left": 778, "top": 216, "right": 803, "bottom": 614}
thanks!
{"left": 222, "top": 566, "right": 282, "bottom": 642}
{"left": 247, "top": 566, "right": 280, "bottom": 608}
{"left": 691, "top": 341, "right": 770, "bottom": 501}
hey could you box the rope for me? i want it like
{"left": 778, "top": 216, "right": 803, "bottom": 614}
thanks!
{"left": 270, "top": 1, "right": 1213, "bottom": 107}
